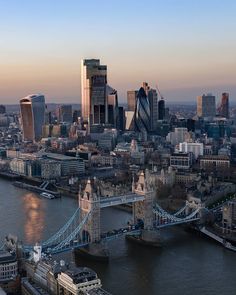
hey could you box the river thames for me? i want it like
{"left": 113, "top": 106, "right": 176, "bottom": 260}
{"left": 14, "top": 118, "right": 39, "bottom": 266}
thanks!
{"left": 0, "top": 178, "right": 236, "bottom": 295}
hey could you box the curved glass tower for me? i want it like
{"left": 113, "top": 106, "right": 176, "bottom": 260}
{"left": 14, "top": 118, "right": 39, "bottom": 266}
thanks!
{"left": 20, "top": 94, "right": 45, "bottom": 142}
{"left": 134, "top": 87, "right": 150, "bottom": 134}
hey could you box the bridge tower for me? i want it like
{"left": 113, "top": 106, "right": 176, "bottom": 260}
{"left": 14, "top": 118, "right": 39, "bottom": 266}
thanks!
{"left": 78, "top": 179, "right": 101, "bottom": 243}
{"left": 132, "top": 171, "right": 154, "bottom": 230}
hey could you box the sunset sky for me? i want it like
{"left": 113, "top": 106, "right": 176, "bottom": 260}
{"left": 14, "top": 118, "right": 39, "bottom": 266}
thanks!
{"left": 0, "top": 0, "right": 236, "bottom": 104}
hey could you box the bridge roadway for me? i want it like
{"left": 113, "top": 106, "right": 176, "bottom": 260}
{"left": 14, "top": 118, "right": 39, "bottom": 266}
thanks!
{"left": 44, "top": 225, "right": 142, "bottom": 254}
{"left": 100, "top": 193, "right": 145, "bottom": 208}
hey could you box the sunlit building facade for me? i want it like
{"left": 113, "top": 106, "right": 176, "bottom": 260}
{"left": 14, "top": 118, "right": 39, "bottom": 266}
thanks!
{"left": 127, "top": 90, "right": 138, "bottom": 112}
{"left": 57, "top": 104, "right": 72, "bottom": 123}
{"left": 218, "top": 92, "right": 229, "bottom": 119}
{"left": 20, "top": 94, "right": 45, "bottom": 142}
{"left": 107, "top": 86, "right": 118, "bottom": 128}
{"left": 81, "top": 59, "right": 107, "bottom": 125}
{"left": 197, "top": 94, "right": 216, "bottom": 118}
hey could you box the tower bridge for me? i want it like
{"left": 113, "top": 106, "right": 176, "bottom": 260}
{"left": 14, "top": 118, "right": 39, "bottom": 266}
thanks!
{"left": 5, "top": 171, "right": 202, "bottom": 256}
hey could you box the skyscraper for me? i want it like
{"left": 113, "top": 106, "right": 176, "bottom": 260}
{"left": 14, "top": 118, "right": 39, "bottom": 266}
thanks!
{"left": 134, "top": 87, "right": 151, "bottom": 134}
{"left": 0, "top": 105, "right": 6, "bottom": 114}
{"left": 127, "top": 90, "right": 138, "bottom": 111}
{"left": 81, "top": 59, "right": 107, "bottom": 125}
{"left": 20, "top": 94, "right": 45, "bottom": 142}
{"left": 107, "top": 86, "right": 118, "bottom": 127}
{"left": 57, "top": 105, "right": 73, "bottom": 123}
{"left": 158, "top": 98, "right": 165, "bottom": 120}
{"left": 118, "top": 106, "right": 125, "bottom": 131}
{"left": 197, "top": 94, "right": 216, "bottom": 118}
{"left": 142, "top": 82, "right": 158, "bottom": 131}
{"left": 218, "top": 92, "right": 229, "bottom": 119}
{"left": 72, "top": 110, "right": 79, "bottom": 123}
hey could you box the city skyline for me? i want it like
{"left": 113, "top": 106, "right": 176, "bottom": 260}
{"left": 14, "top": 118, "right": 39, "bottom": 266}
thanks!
{"left": 0, "top": 0, "right": 236, "bottom": 103}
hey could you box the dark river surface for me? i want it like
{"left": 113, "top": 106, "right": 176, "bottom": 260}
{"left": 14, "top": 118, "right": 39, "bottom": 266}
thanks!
{"left": 0, "top": 178, "right": 236, "bottom": 295}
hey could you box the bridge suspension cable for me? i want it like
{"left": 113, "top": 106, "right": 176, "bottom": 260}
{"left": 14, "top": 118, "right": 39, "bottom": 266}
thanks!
{"left": 49, "top": 211, "right": 92, "bottom": 254}
{"left": 42, "top": 207, "right": 80, "bottom": 247}
{"left": 173, "top": 204, "right": 188, "bottom": 216}
{"left": 153, "top": 203, "right": 200, "bottom": 225}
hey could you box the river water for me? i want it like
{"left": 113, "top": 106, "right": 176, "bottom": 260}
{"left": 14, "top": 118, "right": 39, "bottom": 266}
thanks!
{"left": 0, "top": 178, "right": 236, "bottom": 295}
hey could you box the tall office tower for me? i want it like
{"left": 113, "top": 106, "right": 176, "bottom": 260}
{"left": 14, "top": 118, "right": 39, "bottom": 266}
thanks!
{"left": 158, "top": 98, "right": 165, "bottom": 120}
{"left": 134, "top": 87, "right": 151, "bottom": 134}
{"left": 72, "top": 110, "right": 79, "bottom": 123}
{"left": 45, "top": 111, "right": 52, "bottom": 124}
{"left": 127, "top": 90, "right": 138, "bottom": 111}
{"left": 20, "top": 94, "right": 45, "bottom": 142}
{"left": 107, "top": 86, "right": 118, "bottom": 127}
{"left": 118, "top": 106, "right": 125, "bottom": 131}
{"left": 197, "top": 94, "right": 216, "bottom": 118}
{"left": 0, "top": 105, "right": 6, "bottom": 114}
{"left": 187, "top": 119, "right": 195, "bottom": 132}
{"left": 81, "top": 59, "right": 107, "bottom": 125}
{"left": 58, "top": 105, "right": 73, "bottom": 123}
{"left": 218, "top": 92, "right": 229, "bottom": 118}
{"left": 142, "top": 82, "right": 158, "bottom": 131}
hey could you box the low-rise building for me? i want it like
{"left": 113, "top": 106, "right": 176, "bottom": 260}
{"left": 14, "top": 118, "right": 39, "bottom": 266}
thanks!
{"left": 41, "top": 160, "right": 61, "bottom": 180}
{"left": 170, "top": 153, "right": 192, "bottom": 170}
{"left": 57, "top": 267, "right": 102, "bottom": 295}
{"left": 175, "top": 172, "right": 198, "bottom": 185}
{"left": 9, "top": 158, "right": 28, "bottom": 175}
{"left": 222, "top": 200, "right": 236, "bottom": 234}
{"left": 199, "top": 155, "right": 230, "bottom": 170}
{"left": 43, "top": 153, "right": 85, "bottom": 176}
{"left": 0, "top": 251, "right": 19, "bottom": 294}
{"left": 179, "top": 142, "right": 203, "bottom": 160}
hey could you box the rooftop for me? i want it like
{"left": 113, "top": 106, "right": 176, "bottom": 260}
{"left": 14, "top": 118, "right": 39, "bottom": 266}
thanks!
{"left": 64, "top": 267, "right": 98, "bottom": 284}
{"left": 200, "top": 155, "right": 230, "bottom": 161}
{"left": 86, "top": 288, "right": 112, "bottom": 295}
{"left": 171, "top": 152, "right": 189, "bottom": 157}
{"left": 0, "top": 251, "right": 16, "bottom": 264}
{"left": 43, "top": 152, "right": 80, "bottom": 161}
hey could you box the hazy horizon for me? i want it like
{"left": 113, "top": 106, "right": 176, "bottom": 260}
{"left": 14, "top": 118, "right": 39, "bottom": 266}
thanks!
{"left": 1, "top": 0, "right": 236, "bottom": 104}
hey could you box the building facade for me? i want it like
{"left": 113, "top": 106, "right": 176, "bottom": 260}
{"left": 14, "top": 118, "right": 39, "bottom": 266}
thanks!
{"left": 143, "top": 82, "right": 158, "bottom": 131}
{"left": 199, "top": 155, "right": 230, "bottom": 169}
{"left": 81, "top": 59, "right": 107, "bottom": 125}
{"left": 197, "top": 94, "right": 216, "bottom": 118}
{"left": 170, "top": 153, "right": 191, "bottom": 170}
{"left": 134, "top": 87, "right": 151, "bottom": 135}
{"left": 57, "top": 267, "right": 102, "bottom": 295}
{"left": 20, "top": 94, "right": 45, "bottom": 142}
{"left": 158, "top": 99, "right": 165, "bottom": 120}
{"left": 107, "top": 86, "right": 118, "bottom": 127}
{"left": 57, "top": 105, "right": 73, "bottom": 123}
{"left": 179, "top": 142, "right": 204, "bottom": 160}
{"left": 0, "top": 251, "right": 19, "bottom": 294}
{"left": 218, "top": 92, "right": 229, "bottom": 119}
{"left": 127, "top": 90, "right": 138, "bottom": 112}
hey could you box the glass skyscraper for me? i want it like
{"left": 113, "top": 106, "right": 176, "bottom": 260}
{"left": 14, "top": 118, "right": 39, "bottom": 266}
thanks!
{"left": 20, "top": 94, "right": 45, "bottom": 142}
{"left": 197, "top": 94, "right": 216, "bottom": 118}
{"left": 81, "top": 59, "right": 107, "bottom": 125}
{"left": 218, "top": 92, "right": 229, "bottom": 119}
{"left": 134, "top": 87, "right": 151, "bottom": 134}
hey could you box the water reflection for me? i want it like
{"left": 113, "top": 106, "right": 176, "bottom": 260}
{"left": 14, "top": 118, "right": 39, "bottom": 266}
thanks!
{"left": 23, "top": 193, "right": 45, "bottom": 244}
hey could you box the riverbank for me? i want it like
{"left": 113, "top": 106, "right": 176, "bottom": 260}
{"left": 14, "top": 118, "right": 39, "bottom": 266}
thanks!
{"left": 13, "top": 181, "right": 61, "bottom": 197}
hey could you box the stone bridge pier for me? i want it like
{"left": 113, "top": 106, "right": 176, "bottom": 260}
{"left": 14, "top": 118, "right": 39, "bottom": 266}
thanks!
{"left": 131, "top": 171, "right": 161, "bottom": 245}
{"left": 77, "top": 179, "right": 109, "bottom": 260}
